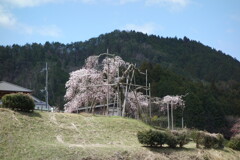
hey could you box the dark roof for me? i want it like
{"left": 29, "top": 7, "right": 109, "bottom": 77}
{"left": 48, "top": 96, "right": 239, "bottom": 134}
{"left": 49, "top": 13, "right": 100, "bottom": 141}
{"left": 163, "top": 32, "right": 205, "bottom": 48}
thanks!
{"left": 30, "top": 95, "right": 44, "bottom": 103}
{"left": 0, "top": 81, "right": 32, "bottom": 92}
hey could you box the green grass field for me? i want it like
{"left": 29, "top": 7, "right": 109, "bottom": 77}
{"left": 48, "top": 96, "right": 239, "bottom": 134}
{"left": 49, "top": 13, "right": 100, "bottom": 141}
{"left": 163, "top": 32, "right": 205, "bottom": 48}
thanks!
{"left": 0, "top": 108, "right": 240, "bottom": 160}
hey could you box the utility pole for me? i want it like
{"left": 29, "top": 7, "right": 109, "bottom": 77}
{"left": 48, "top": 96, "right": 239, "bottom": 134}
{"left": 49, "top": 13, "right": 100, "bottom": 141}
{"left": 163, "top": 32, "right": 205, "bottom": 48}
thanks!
{"left": 106, "top": 49, "right": 109, "bottom": 115}
{"left": 146, "top": 70, "right": 148, "bottom": 96}
{"left": 45, "top": 62, "right": 49, "bottom": 111}
{"left": 41, "top": 62, "right": 49, "bottom": 111}
{"left": 167, "top": 103, "right": 170, "bottom": 129}
{"left": 149, "top": 83, "right": 152, "bottom": 119}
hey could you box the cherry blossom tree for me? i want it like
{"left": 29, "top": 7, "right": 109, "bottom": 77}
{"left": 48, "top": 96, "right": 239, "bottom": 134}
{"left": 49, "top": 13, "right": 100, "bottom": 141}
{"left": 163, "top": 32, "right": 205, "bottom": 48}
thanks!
{"left": 64, "top": 53, "right": 148, "bottom": 115}
{"left": 160, "top": 95, "right": 185, "bottom": 111}
{"left": 151, "top": 95, "right": 185, "bottom": 129}
{"left": 231, "top": 118, "right": 240, "bottom": 136}
{"left": 64, "top": 68, "right": 108, "bottom": 112}
{"left": 64, "top": 55, "right": 125, "bottom": 112}
{"left": 125, "top": 91, "right": 149, "bottom": 118}
{"left": 64, "top": 53, "right": 188, "bottom": 127}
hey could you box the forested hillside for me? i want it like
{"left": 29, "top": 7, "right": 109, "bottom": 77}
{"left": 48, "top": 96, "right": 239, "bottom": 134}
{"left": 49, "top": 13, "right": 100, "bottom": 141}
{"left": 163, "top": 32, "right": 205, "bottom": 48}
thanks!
{"left": 0, "top": 30, "right": 240, "bottom": 136}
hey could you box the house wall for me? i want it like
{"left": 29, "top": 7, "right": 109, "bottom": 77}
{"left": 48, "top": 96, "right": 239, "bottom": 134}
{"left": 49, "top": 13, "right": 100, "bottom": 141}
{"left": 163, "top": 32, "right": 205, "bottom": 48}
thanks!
{"left": 34, "top": 103, "right": 51, "bottom": 111}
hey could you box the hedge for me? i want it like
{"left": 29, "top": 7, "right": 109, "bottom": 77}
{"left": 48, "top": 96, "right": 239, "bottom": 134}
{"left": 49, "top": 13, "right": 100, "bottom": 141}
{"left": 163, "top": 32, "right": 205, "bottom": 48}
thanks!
{"left": 194, "top": 131, "right": 224, "bottom": 149}
{"left": 137, "top": 129, "right": 189, "bottom": 148}
{"left": 2, "top": 93, "right": 35, "bottom": 112}
{"left": 171, "top": 130, "right": 189, "bottom": 148}
{"left": 137, "top": 129, "right": 167, "bottom": 147}
{"left": 165, "top": 133, "right": 178, "bottom": 148}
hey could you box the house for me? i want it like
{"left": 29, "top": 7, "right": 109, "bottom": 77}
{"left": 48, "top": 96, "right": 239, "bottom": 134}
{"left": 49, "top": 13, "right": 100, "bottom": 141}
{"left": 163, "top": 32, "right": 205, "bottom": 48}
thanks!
{"left": 0, "top": 81, "right": 50, "bottom": 110}
{"left": 0, "top": 81, "right": 32, "bottom": 98}
{"left": 31, "top": 95, "right": 51, "bottom": 111}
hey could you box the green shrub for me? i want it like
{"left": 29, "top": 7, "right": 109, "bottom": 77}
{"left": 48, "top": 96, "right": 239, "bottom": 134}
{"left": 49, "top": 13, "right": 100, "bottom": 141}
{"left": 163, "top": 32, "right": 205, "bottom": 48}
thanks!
{"left": 2, "top": 93, "right": 34, "bottom": 112}
{"left": 137, "top": 129, "right": 155, "bottom": 146}
{"left": 216, "top": 134, "right": 225, "bottom": 149}
{"left": 228, "top": 134, "right": 240, "bottom": 150}
{"left": 2, "top": 95, "right": 12, "bottom": 109}
{"left": 194, "top": 131, "right": 224, "bottom": 149}
{"left": 137, "top": 129, "right": 190, "bottom": 148}
{"left": 137, "top": 129, "right": 167, "bottom": 147}
{"left": 165, "top": 132, "right": 178, "bottom": 148}
{"left": 137, "top": 129, "right": 168, "bottom": 147}
{"left": 154, "top": 130, "right": 167, "bottom": 147}
{"left": 204, "top": 133, "right": 218, "bottom": 148}
{"left": 171, "top": 130, "right": 189, "bottom": 148}
{"left": 189, "top": 129, "right": 199, "bottom": 141}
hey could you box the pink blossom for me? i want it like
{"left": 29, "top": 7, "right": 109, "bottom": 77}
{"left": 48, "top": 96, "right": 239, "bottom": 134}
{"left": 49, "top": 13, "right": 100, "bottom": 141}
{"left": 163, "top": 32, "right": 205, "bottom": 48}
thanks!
{"left": 64, "top": 55, "right": 150, "bottom": 115}
{"left": 160, "top": 95, "right": 185, "bottom": 111}
{"left": 64, "top": 55, "right": 126, "bottom": 113}
{"left": 126, "top": 91, "right": 148, "bottom": 113}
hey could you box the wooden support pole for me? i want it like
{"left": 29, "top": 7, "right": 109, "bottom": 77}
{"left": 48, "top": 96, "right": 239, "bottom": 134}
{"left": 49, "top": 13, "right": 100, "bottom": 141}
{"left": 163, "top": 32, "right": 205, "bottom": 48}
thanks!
{"left": 133, "top": 90, "right": 140, "bottom": 119}
{"left": 113, "top": 93, "right": 116, "bottom": 116}
{"left": 122, "top": 75, "right": 129, "bottom": 117}
{"left": 182, "top": 108, "right": 184, "bottom": 129}
{"left": 167, "top": 103, "right": 170, "bottom": 129}
{"left": 171, "top": 101, "right": 174, "bottom": 130}
{"left": 117, "top": 66, "right": 120, "bottom": 116}
{"left": 119, "top": 91, "right": 122, "bottom": 116}
{"left": 128, "top": 69, "right": 135, "bottom": 91}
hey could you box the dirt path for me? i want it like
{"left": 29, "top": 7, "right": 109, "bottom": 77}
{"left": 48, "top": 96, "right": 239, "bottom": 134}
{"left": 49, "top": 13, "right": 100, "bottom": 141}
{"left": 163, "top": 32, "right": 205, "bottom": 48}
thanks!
{"left": 49, "top": 113, "right": 58, "bottom": 125}
{"left": 56, "top": 135, "right": 64, "bottom": 144}
{"left": 71, "top": 122, "right": 78, "bottom": 132}
{"left": 12, "top": 113, "right": 21, "bottom": 124}
{"left": 55, "top": 134, "right": 133, "bottom": 149}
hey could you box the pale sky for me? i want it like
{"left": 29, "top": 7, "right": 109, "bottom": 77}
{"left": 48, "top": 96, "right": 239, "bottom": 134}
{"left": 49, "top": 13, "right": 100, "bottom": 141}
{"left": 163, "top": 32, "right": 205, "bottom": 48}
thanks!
{"left": 0, "top": 0, "right": 239, "bottom": 61}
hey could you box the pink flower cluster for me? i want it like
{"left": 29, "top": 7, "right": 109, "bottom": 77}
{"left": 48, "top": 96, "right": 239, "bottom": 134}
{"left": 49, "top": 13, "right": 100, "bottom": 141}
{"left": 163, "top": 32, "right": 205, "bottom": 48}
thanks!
{"left": 127, "top": 91, "right": 148, "bottom": 113}
{"left": 159, "top": 95, "right": 185, "bottom": 112}
{"left": 64, "top": 55, "right": 127, "bottom": 112}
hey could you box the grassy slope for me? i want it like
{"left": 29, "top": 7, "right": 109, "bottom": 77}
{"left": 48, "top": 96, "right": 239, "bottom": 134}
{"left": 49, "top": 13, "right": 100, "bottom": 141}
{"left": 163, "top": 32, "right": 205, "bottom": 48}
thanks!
{"left": 0, "top": 108, "right": 239, "bottom": 160}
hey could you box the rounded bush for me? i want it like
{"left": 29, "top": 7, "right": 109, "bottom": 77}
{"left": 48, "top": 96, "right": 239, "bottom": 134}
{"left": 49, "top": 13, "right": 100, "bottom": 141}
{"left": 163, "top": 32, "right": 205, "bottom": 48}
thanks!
{"left": 155, "top": 131, "right": 168, "bottom": 147}
{"left": 138, "top": 129, "right": 186, "bottom": 148}
{"left": 171, "top": 130, "right": 189, "bottom": 148}
{"left": 228, "top": 134, "right": 240, "bottom": 150}
{"left": 137, "top": 129, "right": 163, "bottom": 146}
{"left": 2, "top": 93, "right": 35, "bottom": 112}
{"left": 194, "top": 131, "right": 225, "bottom": 149}
{"left": 216, "top": 134, "right": 225, "bottom": 149}
{"left": 166, "top": 133, "right": 178, "bottom": 148}
{"left": 204, "top": 133, "right": 218, "bottom": 148}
